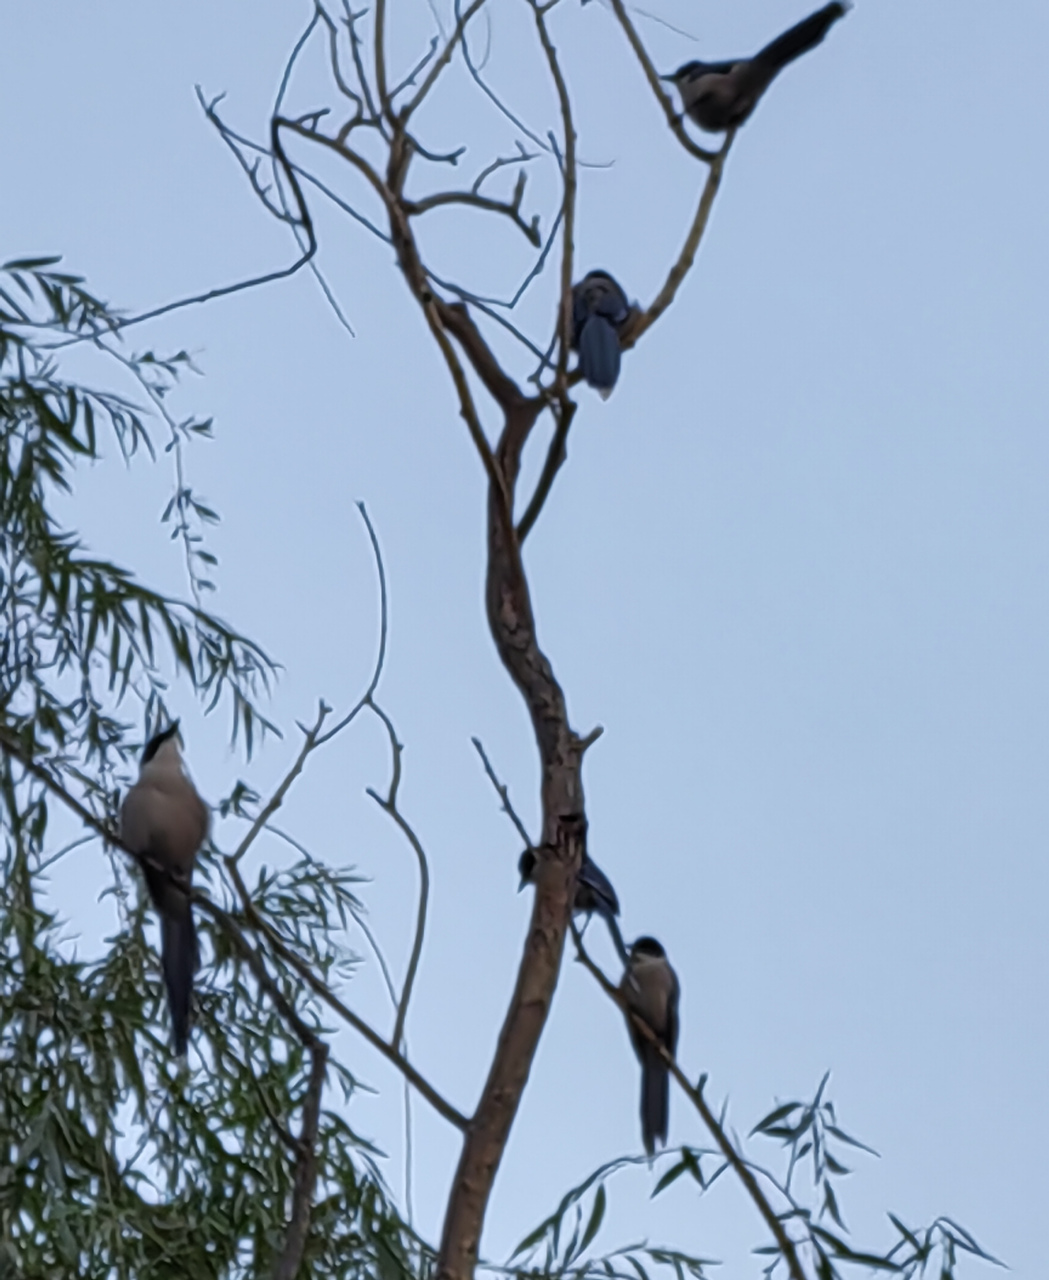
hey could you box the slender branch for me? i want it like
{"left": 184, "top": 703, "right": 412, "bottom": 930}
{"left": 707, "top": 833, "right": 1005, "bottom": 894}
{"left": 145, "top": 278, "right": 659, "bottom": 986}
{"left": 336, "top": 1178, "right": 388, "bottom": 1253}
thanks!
{"left": 374, "top": 0, "right": 391, "bottom": 118}
{"left": 227, "top": 858, "right": 467, "bottom": 1129}
{"left": 405, "top": 187, "right": 540, "bottom": 248}
{"left": 531, "top": 3, "right": 576, "bottom": 392}
{"left": 471, "top": 736, "right": 534, "bottom": 848}
{"left": 571, "top": 926, "right": 809, "bottom": 1280}
{"left": 364, "top": 701, "right": 430, "bottom": 1053}
{"left": 401, "top": 0, "right": 491, "bottom": 122}
{"left": 606, "top": 0, "right": 718, "bottom": 164}
{"left": 316, "top": 500, "right": 389, "bottom": 744}
{"left": 622, "top": 131, "right": 734, "bottom": 349}
{"left": 515, "top": 401, "right": 575, "bottom": 543}
{"left": 229, "top": 702, "right": 332, "bottom": 866}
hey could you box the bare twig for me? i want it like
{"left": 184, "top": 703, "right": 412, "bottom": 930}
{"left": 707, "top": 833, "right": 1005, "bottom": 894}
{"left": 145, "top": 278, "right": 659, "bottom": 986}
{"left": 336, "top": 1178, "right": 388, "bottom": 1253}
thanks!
{"left": 365, "top": 701, "right": 430, "bottom": 1053}
{"left": 401, "top": 0, "right": 491, "bottom": 122}
{"left": 606, "top": 0, "right": 718, "bottom": 164}
{"left": 229, "top": 703, "right": 331, "bottom": 866}
{"left": 515, "top": 400, "right": 576, "bottom": 543}
{"left": 622, "top": 131, "right": 734, "bottom": 348}
{"left": 405, "top": 185, "right": 541, "bottom": 248}
{"left": 531, "top": 3, "right": 576, "bottom": 392}
{"left": 470, "top": 737, "right": 534, "bottom": 848}
{"left": 316, "top": 500, "right": 389, "bottom": 744}
{"left": 571, "top": 925, "right": 809, "bottom": 1280}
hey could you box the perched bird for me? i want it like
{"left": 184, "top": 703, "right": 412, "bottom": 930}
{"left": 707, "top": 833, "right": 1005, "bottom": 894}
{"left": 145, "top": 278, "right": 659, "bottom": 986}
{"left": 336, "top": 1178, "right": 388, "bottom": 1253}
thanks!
{"left": 621, "top": 936, "right": 680, "bottom": 1155}
{"left": 662, "top": 2, "right": 848, "bottom": 133}
{"left": 518, "top": 846, "right": 629, "bottom": 965}
{"left": 571, "top": 271, "right": 631, "bottom": 399}
{"left": 120, "top": 722, "right": 209, "bottom": 1055}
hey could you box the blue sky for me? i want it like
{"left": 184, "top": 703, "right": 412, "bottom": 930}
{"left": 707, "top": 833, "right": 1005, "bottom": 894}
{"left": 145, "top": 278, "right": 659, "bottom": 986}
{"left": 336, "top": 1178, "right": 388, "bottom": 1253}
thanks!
{"left": 2, "top": 0, "right": 1047, "bottom": 1275}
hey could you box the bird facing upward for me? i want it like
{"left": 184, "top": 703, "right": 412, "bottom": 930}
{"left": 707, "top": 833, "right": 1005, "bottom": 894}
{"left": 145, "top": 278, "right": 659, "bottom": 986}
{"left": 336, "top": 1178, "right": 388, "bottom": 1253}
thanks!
{"left": 120, "top": 723, "right": 209, "bottom": 1055}
{"left": 621, "top": 936, "right": 680, "bottom": 1155}
{"left": 663, "top": 2, "right": 848, "bottom": 134}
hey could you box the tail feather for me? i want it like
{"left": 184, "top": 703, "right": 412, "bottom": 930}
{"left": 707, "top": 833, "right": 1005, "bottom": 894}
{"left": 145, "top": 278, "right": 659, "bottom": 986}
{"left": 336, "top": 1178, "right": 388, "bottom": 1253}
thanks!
{"left": 161, "top": 909, "right": 198, "bottom": 1056}
{"left": 640, "top": 1050, "right": 669, "bottom": 1155}
{"left": 579, "top": 316, "right": 622, "bottom": 396}
{"left": 605, "top": 914, "right": 631, "bottom": 969}
{"left": 755, "top": 2, "right": 846, "bottom": 74}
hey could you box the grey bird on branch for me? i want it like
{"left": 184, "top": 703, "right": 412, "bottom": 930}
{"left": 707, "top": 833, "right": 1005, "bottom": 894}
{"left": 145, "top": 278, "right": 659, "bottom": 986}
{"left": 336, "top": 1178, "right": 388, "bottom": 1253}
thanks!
{"left": 571, "top": 271, "right": 631, "bottom": 399}
{"left": 518, "top": 846, "right": 629, "bottom": 965}
{"left": 120, "top": 722, "right": 209, "bottom": 1056}
{"left": 662, "top": 2, "right": 848, "bottom": 133}
{"left": 621, "top": 935, "right": 680, "bottom": 1156}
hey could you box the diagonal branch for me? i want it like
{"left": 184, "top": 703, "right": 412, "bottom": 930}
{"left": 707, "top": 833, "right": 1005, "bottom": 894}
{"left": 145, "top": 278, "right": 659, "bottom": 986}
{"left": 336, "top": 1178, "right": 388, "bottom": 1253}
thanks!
{"left": 531, "top": 2, "right": 577, "bottom": 393}
{"left": 571, "top": 925, "right": 809, "bottom": 1280}
{"left": 606, "top": 0, "right": 718, "bottom": 164}
{"left": 622, "top": 130, "right": 735, "bottom": 349}
{"left": 471, "top": 736, "right": 534, "bottom": 849}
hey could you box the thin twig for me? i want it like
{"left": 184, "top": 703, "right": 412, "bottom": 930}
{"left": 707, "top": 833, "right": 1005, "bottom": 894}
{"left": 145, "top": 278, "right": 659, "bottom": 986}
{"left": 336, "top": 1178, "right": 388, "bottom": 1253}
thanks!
{"left": 229, "top": 703, "right": 332, "bottom": 866}
{"left": 515, "top": 401, "right": 576, "bottom": 543}
{"left": 606, "top": 0, "right": 717, "bottom": 164}
{"left": 531, "top": 3, "right": 576, "bottom": 393}
{"left": 623, "top": 131, "right": 734, "bottom": 349}
{"left": 401, "top": 0, "right": 491, "bottom": 122}
{"left": 366, "top": 702, "right": 429, "bottom": 1053}
{"left": 470, "top": 737, "right": 533, "bottom": 848}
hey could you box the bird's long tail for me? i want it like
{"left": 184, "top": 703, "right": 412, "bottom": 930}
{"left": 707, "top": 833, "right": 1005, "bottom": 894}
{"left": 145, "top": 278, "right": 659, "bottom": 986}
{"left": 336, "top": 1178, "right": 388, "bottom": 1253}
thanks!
{"left": 578, "top": 316, "right": 621, "bottom": 398}
{"left": 640, "top": 1049, "right": 670, "bottom": 1156}
{"left": 161, "top": 907, "right": 198, "bottom": 1056}
{"left": 755, "top": 2, "right": 846, "bottom": 74}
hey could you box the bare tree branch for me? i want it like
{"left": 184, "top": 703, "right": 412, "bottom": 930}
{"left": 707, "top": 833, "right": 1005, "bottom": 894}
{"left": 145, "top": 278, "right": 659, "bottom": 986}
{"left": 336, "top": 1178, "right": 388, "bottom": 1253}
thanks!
{"left": 606, "top": 0, "right": 718, "bottom": 164}
{"left": 471, "top": 736, "right": 534, "bottom": 849}
{"left": 405, "top": 184, "right": 541, "bottom": 248}
{"left": 401, "top": 0, "right": 491, "bottom": 122}
{"left": 365, "top": 700, "right": 430, "bottom": 1052}
{"left": 531, "top": 2, "right": 577, "bottom": 393}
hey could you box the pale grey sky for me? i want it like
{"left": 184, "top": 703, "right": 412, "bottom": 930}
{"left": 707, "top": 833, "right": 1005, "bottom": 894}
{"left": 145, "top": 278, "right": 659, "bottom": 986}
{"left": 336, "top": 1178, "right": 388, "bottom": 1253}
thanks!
{"left": 2, "top": 0, "right": 1047, "bottom": 1275}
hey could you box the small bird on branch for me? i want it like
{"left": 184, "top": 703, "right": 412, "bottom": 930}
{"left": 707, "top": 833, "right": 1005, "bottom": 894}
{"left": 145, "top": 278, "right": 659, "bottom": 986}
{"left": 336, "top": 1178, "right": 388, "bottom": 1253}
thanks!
{"left": 571, "top": 270, "right": 632, "bottom": 399}
{"left": 120, "top": 722, "right": 209, "bottom": 1056}
{"left": 663, "top": 2, "right": 849, "bottom": 133}
{"left": 518, "top": 845, "right": 629, "bottom": 965}
{"left": 621, "top": 935, "right": 680, "bottom": 1155}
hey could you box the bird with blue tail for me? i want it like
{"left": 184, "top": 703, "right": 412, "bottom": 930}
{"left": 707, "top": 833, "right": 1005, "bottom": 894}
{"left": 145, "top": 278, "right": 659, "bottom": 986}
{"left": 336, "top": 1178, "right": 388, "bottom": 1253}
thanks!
{"left": 571, "top": 270, "right": 632, "bottom": 399}
{"left": 518, "top": 845, "right": 629, "bottom": 966}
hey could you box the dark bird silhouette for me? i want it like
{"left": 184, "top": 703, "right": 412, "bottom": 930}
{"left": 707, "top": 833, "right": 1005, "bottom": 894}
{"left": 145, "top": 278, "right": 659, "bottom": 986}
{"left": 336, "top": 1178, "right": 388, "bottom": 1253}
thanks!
{"left": 518, "top": 846, "right": 629, "bottom": 965}
{"left": 571, "top": 271, "right": 631, "bottom": 398}
{"left": 120, "top": 723, "right": 208, "bottom": 1055}
{"left": 621, "top": 936, "right": 680, "bottom": 1155}
{"left": 663, "top": 3, "right": 848, "bottom": 133}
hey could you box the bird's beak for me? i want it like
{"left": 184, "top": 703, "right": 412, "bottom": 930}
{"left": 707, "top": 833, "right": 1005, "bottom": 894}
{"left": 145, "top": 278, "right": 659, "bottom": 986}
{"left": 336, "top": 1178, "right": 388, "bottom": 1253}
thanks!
{"left": 659, "top": 72, "right": 675, "bottom": 82}
{"left": 517, "top": 878, "right": 527, "bottom": 894}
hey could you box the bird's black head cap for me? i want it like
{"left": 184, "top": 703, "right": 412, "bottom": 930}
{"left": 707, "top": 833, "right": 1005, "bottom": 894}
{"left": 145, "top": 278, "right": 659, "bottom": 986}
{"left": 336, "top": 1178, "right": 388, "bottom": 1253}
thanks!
{"left": 141, "top": 721, "right": 181, "bottom": 765}
{"left": 631, "top": 935, "right": 667, "bottom": 959}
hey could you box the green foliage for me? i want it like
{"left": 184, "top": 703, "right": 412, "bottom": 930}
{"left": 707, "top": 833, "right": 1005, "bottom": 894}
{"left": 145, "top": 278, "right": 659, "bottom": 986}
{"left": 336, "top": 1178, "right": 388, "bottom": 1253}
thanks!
{"left": 0, "top": 260, "right": 424, "bottom": 1277}
{"left": 0, "top": 256, "right": 276, "bottom": 790}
